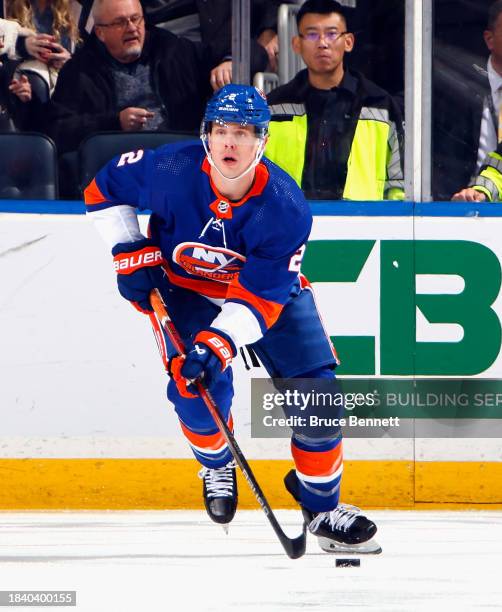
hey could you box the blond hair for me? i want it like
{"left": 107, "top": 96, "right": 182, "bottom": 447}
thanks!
{"left": 6, "top": 0, "right": 79, "bottom": 45}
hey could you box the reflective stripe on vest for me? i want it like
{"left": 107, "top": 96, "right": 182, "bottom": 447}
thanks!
{"left": 476, "top": 151, "right": 502, "bottom": 201}
{"left": 484, "top": 153, "right": 502, "bottom": 174}
{"left": 474, "top": 175, "right": 499, "bottom": 201}
{"left": 344, "top": 109, "right": 391, "bottom": 200}
{"left": 265, "top": 105, "right": 401, "bottom": 200}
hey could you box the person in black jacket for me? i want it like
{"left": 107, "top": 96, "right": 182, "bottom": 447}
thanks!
{"left": 46, "top": 0, "right": 211, "bottom": 155}
{"left": 265, "top": 0, "right": 404, "bottom": 201}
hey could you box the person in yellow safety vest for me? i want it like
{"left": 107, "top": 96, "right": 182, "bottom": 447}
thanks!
{"left": 265, "top": 0, "right": 404, "bottom": 201}
{"left": 452, "top": 146, "right": 502, "bottom": 201}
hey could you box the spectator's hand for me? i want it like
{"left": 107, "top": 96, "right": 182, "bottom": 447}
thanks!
{"left": 210, "top": 60, "right": 232, "bottom": 91}
{"left": 46, "top": 43, "right": 71, "bottom": 70}
{"left": 451, "top": 188, "right": 487, "bottom": 202}
{"left": 119, "top": 107, "right": 155, "bottom": 131}
{"left": 9, "top": 75, "right": 32, "bottom": 103}
{"left": 25, "top": 34, "right": 55, "bottom": 62}
{"left": 257, "top": 29, "right": 279, "bottom": 73}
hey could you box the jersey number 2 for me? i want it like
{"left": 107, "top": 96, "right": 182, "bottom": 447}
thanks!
{"left": 117, "top": 150, "right": 144, "bottom": 167}
{"left": 288, "top": 245, "right": 306, "bottom": 272}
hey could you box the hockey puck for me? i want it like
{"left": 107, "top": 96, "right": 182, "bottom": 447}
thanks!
{"left": 336, "top": 558, "right": 361, "bottom": 567}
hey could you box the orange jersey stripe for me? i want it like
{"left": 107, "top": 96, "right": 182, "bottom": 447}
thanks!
{"left": 83, "top": 178, "right": 107, "bottom": 206}
{"left": 299, "top": 273, "right": 311, "bottom": 289}
{"left": 291, "top": 441, "right": 343, "bottom": 478}
{"left": 226, "top": 277, "right": 283, "bottom": 329}
{"left": 163, "top": 263, "right": 228, "bottom": 299}
{"left": 179, "top": 415, "right": 234, "bottom": 451}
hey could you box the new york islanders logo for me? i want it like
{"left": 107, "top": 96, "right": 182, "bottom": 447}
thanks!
{"left": 172, "top": 242, "right": 246, "bottom": 282}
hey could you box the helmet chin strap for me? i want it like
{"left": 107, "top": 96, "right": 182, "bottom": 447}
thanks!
{"left": 202, "top": 137, "right": 267, "bottom": 182}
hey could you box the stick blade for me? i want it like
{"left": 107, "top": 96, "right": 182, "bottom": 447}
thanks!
{"left": 282, "top": 523, "right": 307, "bottom": 559}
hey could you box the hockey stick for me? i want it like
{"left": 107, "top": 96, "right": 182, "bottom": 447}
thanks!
{"left": 149, "top": 288, "right": 307, "bottom": 560}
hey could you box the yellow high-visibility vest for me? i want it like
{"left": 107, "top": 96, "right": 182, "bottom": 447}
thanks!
{"left": 265, "top": 104, "right": 404, "bottom": 201}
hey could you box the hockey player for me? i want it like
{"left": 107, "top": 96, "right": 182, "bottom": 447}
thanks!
{"left": 84, "top": 84, "right": 379, "bottom": 553}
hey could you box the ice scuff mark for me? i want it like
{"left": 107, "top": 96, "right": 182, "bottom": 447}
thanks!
{"left": 0, "top": 234, "right": 48, "bottom": 259}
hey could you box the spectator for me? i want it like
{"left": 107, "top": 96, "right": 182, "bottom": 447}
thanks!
{"left": 265, "top": 0, "right": 404, "bottom": 201}
{"left": 202, "top": 0, "right": 286, "bottom": 90}
{"left": 46, "top": 0, "right": 211, "bottom": 155}
{"left": 452, "top": 145, "right": 502, "bottom": 202}
{"left": 0, "top": 19, "right": 40, "bottom": 130}
{"left": 473, "top": 2, "right": 502, "bottom": 173}
{"left": 0, "top": 16, "right": 35, "bottom": 58}
{"left": 433, "top": 0, "right": 502, "bottom": 200}
{"left": 146, "top": 0, "right": 289, "bottom": 89}
{"left": 6, "top": 0, "right": 80, "bottom": 95}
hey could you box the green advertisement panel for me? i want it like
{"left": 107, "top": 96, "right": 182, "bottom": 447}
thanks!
{"left": 303, "top": 234, "right": 502, "bottom": 376}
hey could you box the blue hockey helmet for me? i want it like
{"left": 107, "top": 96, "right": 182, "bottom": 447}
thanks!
{"left": 201, "top": 84, "right": 271, "bottom": 140}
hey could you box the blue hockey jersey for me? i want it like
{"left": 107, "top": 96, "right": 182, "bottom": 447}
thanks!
{"left": 84, "top": 141, "right": 312, "bottom": 347}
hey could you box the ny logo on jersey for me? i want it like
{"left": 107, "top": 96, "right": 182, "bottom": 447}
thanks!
{"left": 191, "top": 246, "right": 232, "bottom": 266}
{"left": 173, "top": 242, "right": 246, "bottom": 282}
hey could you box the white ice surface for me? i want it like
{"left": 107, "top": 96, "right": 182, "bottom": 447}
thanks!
{"left": 0, "top": 510, "right": 500, "bottom": 611}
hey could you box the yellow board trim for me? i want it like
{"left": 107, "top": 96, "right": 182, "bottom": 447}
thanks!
{"left": 0, "top": 459, "right": 501, "bottom": 509}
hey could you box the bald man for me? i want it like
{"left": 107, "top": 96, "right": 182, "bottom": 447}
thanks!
{"left": 47, "top": 0, "right": 211, "bottom": 154}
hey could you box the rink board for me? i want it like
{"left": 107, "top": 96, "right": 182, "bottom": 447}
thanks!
{"left": 1, "top": 202, "right": 502, "bottom": 508}
{"left": 0, "top": 458, "right": 501, "bottom": 510}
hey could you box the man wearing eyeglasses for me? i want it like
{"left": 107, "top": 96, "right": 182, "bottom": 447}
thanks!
{"left": 265, "top": 0, "right": 404, "bottom": 202}
{"left": 46, "top": 0, "right": 211, "bottom": 156}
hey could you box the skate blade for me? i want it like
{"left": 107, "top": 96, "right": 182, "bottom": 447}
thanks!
{"left": 317, "top": 537, "right": 382, "bottom": 555}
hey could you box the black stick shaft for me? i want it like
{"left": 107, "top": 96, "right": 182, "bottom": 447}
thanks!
{"left": 150, "top": 289, "right": 306, "bottom": 559}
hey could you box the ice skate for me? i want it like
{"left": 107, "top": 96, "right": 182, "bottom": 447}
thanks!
{"left": 284, "top": 469, "right": 382, "bottom": 554}
{"left": 199, "top": 461, "right": 238, "bottom": 527}
{"left": 307, "top": 504, "right": 382, "bottom": 554}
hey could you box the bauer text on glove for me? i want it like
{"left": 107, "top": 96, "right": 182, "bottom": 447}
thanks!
{"left": 112, "top": 238, "right": 165, "bottom": 313}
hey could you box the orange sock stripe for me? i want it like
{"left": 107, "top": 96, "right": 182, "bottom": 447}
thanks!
{"left": 179, "top": 415, "right": 234, "bottom": 451}
{"left": 291, "top": 441, "right": 343, "bottom": 477}
{"left": 226, "top": 278, "right": 283, "bottom": 329}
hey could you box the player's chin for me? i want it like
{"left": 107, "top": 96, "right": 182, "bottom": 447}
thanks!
{"left": 218, "top": 159, "right": 241, "bottom": 176}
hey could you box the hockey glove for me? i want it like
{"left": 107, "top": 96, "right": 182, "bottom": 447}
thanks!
{"left": 112, "top": 238, "right": 165, "bottom": 313}
{"left": 180, "top": 328, "right": 237, "bottom": 391}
